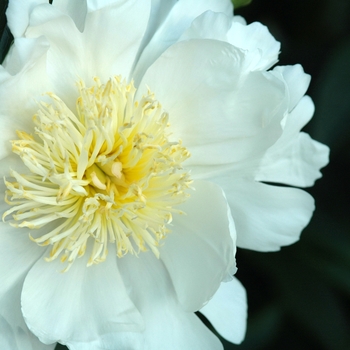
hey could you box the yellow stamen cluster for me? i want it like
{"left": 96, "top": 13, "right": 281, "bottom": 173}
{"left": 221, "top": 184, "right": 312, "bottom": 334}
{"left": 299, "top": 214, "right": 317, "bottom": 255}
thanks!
{"left": 3, "top": 77, "right": 191, "bottom": 271}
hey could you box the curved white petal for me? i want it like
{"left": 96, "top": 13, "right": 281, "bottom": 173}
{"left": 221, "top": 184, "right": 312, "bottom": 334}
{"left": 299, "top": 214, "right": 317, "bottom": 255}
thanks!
{"left": 52, "top": 0, "right": 87, "bottom": 32}
{"left": 83, "top": 0, "right": 150, "bottom": 81}
{"left": 0, "top": 66, "right": 10, "bottom": 84}
{"left": 256, "top": 133, "right": 329, "bottom": 187}
{"left": 179, "top": 11, "right": 232, "bottom": 41}
{"left": 6, "top": 0, "right": 47, "bottom": 38}
{"left": 65, "top": 332, "right": 144, "bottom": 350}
{"left": 233, "top": 15, "right": 246, "bottom": 25}
{"left": 136, "top": 0, "right": 177, "bottom": 61}
{"left": 140, "top": 39, "right": 286, "bottom": 168}
{"left": 115, "top": 250, "right": 224, "bottom": 350}
{"left": 200, "top": 277, "right": 247, "bottom": 344}
{"left": 67, "top": 251, "right": 225, "bottom": 349}
{"left": 219, "top": 178, "right": 315, "bottom": 251}
{"left": 62, "top": 180, "right": 236, "bottom": 349}
{"left": 133, "top": 0, "right": 233, "bottom": 82}
{"left": 273, "top": 64, "right": 311, "bottom": 112}
{"left": 255, "top": 96, "right": 330, "bottom": 187}
{"left": 160, "top": 180, "right": 236, "bottom": 312}
{"left": 2, "top": 36, "right": 49, "bottom": 76}
{"left": 227, "top": 21, "right": 280, "bottom": 70}
{"left": 25, "top": 1, "right": 150, "bottom": 110}
{"left": 0, "top": 39, "right": 50, "bottom": 159}
{"left": 86, "top": 0, "right": 132, "bottom": 12}
{"left": 68, "top": 306, "right": 224, "bottom": 350}
{"left": 0, "top": 315, "right": 56, "bottom": 350}
{"left": 0, "top": 214, "right": 54, "bottom": 349}
{"left": 0, "top": 214, "right": 47, "bottom": 300}
{"left": 21, "top": 247, "right": 143, "bottom": 345}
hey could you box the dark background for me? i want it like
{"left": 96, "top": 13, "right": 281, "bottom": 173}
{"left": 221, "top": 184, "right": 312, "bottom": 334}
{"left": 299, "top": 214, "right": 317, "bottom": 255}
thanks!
{"left": 1, "top": 1, "right": 349, "bottom": 349}
{"left": 221, "top": 1, "right": 350, "bottom": 349}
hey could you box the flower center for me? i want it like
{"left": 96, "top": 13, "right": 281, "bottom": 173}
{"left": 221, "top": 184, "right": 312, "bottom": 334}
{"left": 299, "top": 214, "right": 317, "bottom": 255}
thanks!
{"left": 3, "top": 76, "right": 191, "bottom": 271}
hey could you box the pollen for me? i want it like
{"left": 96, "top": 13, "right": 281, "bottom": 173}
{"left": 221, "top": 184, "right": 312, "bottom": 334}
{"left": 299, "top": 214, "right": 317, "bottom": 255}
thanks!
{"left": 3, "top": 76, "right": 191, "bottom": 271}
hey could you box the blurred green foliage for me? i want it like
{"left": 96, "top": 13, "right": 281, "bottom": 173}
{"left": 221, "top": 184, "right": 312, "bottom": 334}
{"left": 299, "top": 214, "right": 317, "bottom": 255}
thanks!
{"left": 232, "top": 0, "right": 252, "bottom": 9}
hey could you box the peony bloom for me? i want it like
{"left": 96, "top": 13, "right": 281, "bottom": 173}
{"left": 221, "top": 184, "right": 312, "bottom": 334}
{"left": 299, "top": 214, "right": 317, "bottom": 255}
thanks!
{"left": 0, "top": 1, "right": 328, "bottom": 350}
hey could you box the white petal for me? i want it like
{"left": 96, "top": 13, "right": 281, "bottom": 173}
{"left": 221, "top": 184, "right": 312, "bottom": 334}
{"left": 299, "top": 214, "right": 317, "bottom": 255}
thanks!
{"left": 138, "top": 0, "right": 177, "bottom": 55}
{"left": 2, "top": 36, "right": 49, "bottom": 76}
{"left": 160, "top": 180, "right": 236, "bottom": 312}
{"left": 65, "top": 333, "right": 144, "bottom": 350}
{"left": 115, "top": 250, "right": 224, "bottom": 350}
{"left": 83, "top": 0, "right": 150, "bottom": 81}
{"left": 6, "top": 0, "right": 47, "bottom": 37}
{"left": 257, "top": 133, "right": 330, "bottom": 187}
{"left": 221, "top": 179, "right": 315, "bottom": 251}
{"left": 255, "top": 96, "right": 330, "bottom": 187}
{"left": 86, "top": 0, "right": 131, "bottom": 12}
{"left": 0, "top": 66, "right": 11, "bottom": 84}
{"left": 68, "top": 252, "right": 224, "bottom": 349}
{"left": 179, "top": 11, "right": 232, "bottom": 41}
{"left": 25, "top": 1, "right": 150, "bottom": 109}
{"left": 140, "top": 39, "right": 286, "bottom": 167}
{"left": 227, "top": 21, "right": 280, "bottom": 70}
{"left": 66, "top": 181, "right": 234, "bottom": 349}
{"left": 0, "top": 315, "right": 56, "bottom": 350}
{"left": 200, "top": 277, "right": 247, "bottom": 344}
{"left": 233, "top": 15, "right": 246, "bottom": 25}
{"left": 133, "top": 0, "right": 233, "bottom": 82}
{"left": 0, "top": 43, "right": 49, "bottom": 161}
{"left": 0, "top": 220, "right": 46, "bottom": 300}
{"left": 52, "top": 0, "right": 87, "bottom": 32}
{"left": 21, "top": 247, "right": 143, "bottom": 345}
{"left": 136, "top": 304, "right": 224, "bottom": 350}
{"left": 0, "top": 219, "right": 55, "bottom": 349}
{"left": 273, "top": 64, "right": 311, "bottom": 111}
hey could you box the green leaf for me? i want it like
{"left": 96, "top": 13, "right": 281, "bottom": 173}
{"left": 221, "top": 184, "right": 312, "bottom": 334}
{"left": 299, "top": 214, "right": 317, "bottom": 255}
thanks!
{"left": 232, "top": 0, "right": 252, "bottom": 10}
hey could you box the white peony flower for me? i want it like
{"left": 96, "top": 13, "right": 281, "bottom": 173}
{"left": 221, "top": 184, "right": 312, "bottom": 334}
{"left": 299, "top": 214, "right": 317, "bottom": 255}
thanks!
{"left": 0, "top": 1, "right": 328, "bottom": 350}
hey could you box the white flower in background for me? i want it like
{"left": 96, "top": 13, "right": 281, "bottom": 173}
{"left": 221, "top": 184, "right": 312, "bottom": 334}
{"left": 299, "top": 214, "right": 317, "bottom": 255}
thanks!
{"left": 0, "top": 1, "right": 329, "bottom": 350}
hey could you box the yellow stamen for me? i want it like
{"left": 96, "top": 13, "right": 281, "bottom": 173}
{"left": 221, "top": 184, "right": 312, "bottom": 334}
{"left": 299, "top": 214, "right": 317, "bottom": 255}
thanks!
{"left": 3, "top": 76, "right": 191, "bottom": 271}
